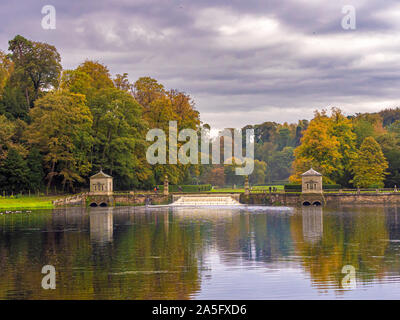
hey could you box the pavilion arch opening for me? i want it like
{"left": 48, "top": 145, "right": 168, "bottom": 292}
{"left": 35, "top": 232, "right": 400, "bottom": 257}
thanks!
{"left": 302, "top": 201, "right": 311, "bottom": 206}
{"left": 99, "top": 202, "right": 108, "bottom": 207}
{"left": 313, "top": 201, "right": 322, "bottom": 206}
{"left": 90, "top": 203, "right": 98, "bottom": 207}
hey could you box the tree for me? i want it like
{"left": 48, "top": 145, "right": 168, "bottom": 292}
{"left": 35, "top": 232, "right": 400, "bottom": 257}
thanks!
{"left": 290, "top": 110, "right": 341, "bottom": 184}
{"left": 248, "top": 120, "right": 305, "bottom": 184}
{"left": 329, "top": 108, "right": 357, "bottom": 186}
{"left": 290, "top": 108, "right": 356, "bottom": 185}
{"left": 0, "top": 114, "right": 26, "bottom": 160}
{"left": 0, "top": 50, "right": 13, "bottom": 96}
{"left": 267, "top": 147, "right": 294, "bottom": 182}
{"left": 249, "top": 160, "right": 267, "bottom": 185}
{"left": 206, "top": 166, "right": 225, "bottom": 187}
{"left": 351, "top": 137, "right": 388, "bottom": 188}
{"left": 167, "top": 89, "right": 200, "bottom": 130}
{"left": 0, "top": 84, "right": 30, "bottom": 120}
{"left": 146, "top": 95, "right": 176, "bottom": 129}
{"left": 0, "top": 49, "right": 29, "bottom": 120}
{"left": 8, "top": 35, "right": 62, "bottom": 107}
{"left": 378, "top": 108, "right": 400, "bottom": 127}
{"left": 114, "top": 73, "right": 133, "bottom": 93}
{"left": 61, "top": 61, "right": 115, "bottom": 104}
{"left": 353, "top": 113, "right": 385, "bottom": 147}
{"left": 76, "top": 60, "right": 114, "bottom": 90}
{"left": 133, "top": 76, "right": 165, "bottom": 110}
{"left": 26, "top": 91, "right": 93, "bottom": 192}
{"left": 379, "top": 121, "right": 400, "bottom": 186}
{"left": 60, "top": 69, "right": 92, "bottom": 95}
{"left": 90, "top": 87, "right": 149, "bottom": 189}
{"left": 26, "top": 147, "right": 45, "bottom": 192}
{"left": 133, "top": 77, "right": 201, "bottom": 186}
{"left": 277, "top": 127, "right": 291, "bottom": 150}
{"left": 0, "top": 148, "right": 29, "bottom": 194}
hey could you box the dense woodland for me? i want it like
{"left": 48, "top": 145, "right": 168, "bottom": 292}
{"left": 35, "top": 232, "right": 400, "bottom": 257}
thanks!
{"left": 0, "top": 35, "right": 201, "bottom": 194}
{"left": 1, "top": 35, "right": 400, "bottom": 194}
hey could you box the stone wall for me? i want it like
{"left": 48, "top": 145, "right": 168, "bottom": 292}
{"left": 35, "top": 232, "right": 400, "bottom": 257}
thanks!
{"left": 54, "top": 193, "right": 170, "bottom": 207}
{"left": 53, "top": 193, "right": 88, "bottom": 206}
{"left": 324, "top": 193, "right": 400, "bottom": 205}
{"left": 55, "top": 192, "right": 400, "bottom": 207}
{"left": 113, "top": 194, "right": 170, "bottom": 206}
{"left": 241, "top": 192, "right": 400, "bottom": 206}
{"left": 240, "top": 193, "right": 300, "bottom": 205}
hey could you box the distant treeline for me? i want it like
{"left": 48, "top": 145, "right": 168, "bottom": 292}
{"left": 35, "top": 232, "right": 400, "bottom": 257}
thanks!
{"left": 208, "top": 107, "right": 400, "bottom": 189}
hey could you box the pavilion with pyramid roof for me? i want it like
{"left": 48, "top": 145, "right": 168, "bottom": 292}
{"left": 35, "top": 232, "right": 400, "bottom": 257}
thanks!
{"left": 301, "top": 168, "right": 322, "bottom": 194}
{"left": 90, "top": 170, "right": 113, "bottom": 195}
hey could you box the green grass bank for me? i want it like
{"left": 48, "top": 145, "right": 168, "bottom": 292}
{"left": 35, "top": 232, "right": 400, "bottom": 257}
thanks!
{"left": 0, "top": 196, "right": 57, "bottom": 209}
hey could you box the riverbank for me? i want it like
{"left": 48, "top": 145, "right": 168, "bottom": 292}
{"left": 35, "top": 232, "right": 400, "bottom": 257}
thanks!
{"left": 0, "top": 196, "right": 57, "bottom": 209}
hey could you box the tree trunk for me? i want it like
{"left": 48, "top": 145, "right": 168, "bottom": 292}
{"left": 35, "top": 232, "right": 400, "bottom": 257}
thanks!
{"left": 25, "top": 87, "right": 30, "bottom": 107}
{"left": 47, "top": 160, "right": 56, "bottom": 194}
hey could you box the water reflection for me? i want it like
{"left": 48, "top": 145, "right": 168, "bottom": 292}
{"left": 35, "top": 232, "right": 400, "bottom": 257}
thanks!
{"left": 302, "top": 206, "right": 323, "bottom": 244}
{"left": 90, "top": 208, "right": 113, "bottom": 245}
{"left": 0, "top": 205, "right": 400, "bottom": 299}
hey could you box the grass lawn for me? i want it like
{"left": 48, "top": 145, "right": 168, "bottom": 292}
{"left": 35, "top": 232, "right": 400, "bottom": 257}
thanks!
{"left": 210, "top": 185, "right": 284, "bottom": 193}
{"left": 0, "top": 196, "right": 57, "bottom": 209}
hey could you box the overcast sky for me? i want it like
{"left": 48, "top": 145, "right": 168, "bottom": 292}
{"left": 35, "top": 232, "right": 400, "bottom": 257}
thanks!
{"left": 1, "top": 0, "right": 400, "bottom": 129}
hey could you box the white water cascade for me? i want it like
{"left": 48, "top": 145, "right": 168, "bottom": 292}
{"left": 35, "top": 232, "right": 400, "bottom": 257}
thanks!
{"left": 171, "top": 195, "right": 241, "bottom": 206}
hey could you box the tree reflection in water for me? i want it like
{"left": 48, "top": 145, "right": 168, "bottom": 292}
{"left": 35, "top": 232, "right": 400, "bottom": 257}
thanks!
{"left": 0, "top": 205, "right": 400, "bottom": 299}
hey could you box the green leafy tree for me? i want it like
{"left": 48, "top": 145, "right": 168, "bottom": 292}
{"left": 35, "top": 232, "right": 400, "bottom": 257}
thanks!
{"left": 373, "top": 132, "right": 400, "bottom": 188}
{"left": 0, "top": 148, "right": 29, "bottom": 194}
{"left": 267, "top": 147, "right": 294, "bottom": 182}
{"left": 351, "top": 137, "right": 388, "bottom": 188}
{"left": 90, "top": 87, "right": 149, "bottom": 189}
{"left": 61, "top": 61, "right": 114, "bottom": 104}
{"left": 8, "top": 35, "right": 61, "bottom": 107}
{"left": 249, "top": 160, "right": 267, "bottom": 185}
{"left": 277, "top": 127, "right": 291, "bottom": 150}
{"left": 0, "top": 114, "right": 26, "bottom": 159}
{"left": 26, "top": 91, "right": 93, "bottom": 192}
{"left": 0, "top": 84, "right": 29, "bottom": 120}
{"left": 352, "top": 113, "right": 385, "bottom": 147}
{"left": 26, "top": 147, "right": 45, "bottom": 192}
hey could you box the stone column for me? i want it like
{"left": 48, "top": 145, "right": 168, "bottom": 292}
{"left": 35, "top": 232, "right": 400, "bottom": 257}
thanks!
{"left": 163, "top": 175, "right": 169, "bottom": 196}
{"left": 244, "top": 176, "right": 250, "bottom": 196}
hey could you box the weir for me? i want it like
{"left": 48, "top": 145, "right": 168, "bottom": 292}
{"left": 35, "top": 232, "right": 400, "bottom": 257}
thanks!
{"left": 171, "top": 194, "right": 241, "bottom": 206}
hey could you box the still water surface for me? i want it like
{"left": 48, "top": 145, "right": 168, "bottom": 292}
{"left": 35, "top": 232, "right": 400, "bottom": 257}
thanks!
{"left": 1, "top": 205, "right": 400, "bottom": 299}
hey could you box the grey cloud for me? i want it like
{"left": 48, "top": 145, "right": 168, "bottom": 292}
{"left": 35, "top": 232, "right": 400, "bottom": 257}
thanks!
{"left": 1, "top": 0, "right": 400, "bottom": 129}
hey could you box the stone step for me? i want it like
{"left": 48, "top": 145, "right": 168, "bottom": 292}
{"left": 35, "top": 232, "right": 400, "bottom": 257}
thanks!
{"left": 172, "top": 196, "right": 241, "bottom": 206}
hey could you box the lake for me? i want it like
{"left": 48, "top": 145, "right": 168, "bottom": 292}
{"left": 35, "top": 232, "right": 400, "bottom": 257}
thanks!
{"left": 1, "top": 205, "right": 400, "bottom": 299}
